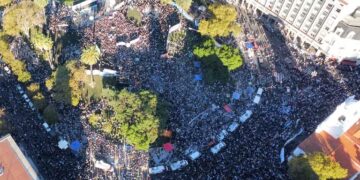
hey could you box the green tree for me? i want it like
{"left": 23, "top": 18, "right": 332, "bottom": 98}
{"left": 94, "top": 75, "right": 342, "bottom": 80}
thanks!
{"left": 288, "top": 152, "right": 348, "bottom": 180}
{"left": 201, "top": 55, "right": 229, "bottom": 84}
{"left": 2, "top": 1, "right": 45, "bottom": 37}
{"left": 81, "top": 45, "right": 100, "bottom": 84}
{"left": 101, "top": 89, "right": 161, "bottom": 151}
{"left": 45, "top": 71, "right": 56, "bottom": 90}
{"left": 26, "top": 83, "right": 40, "bottom": 96}
{"left": 176, "top": 0, "right": 192, "bottom": 11}
{"left": 193, "top": 38, "right": 242, "bottom": 71}
{"left": 32, "top": 92, "right": 47, "bottom": 111}
{"left": 30, "top": 28, "right": 54, "bottom": 69}
{"left": 34, "top": 0, "right": 48, "bottom": 8}
{"left": 43, "top": 104, "right": 59, "bottom": 124}
{"left": 160, "top": 0, "right": 192, "bottom": 11}
{"left": 62, "top": 0, "right": 73, "bottom": 6}
{"left": 53, "top": 61, "right": 86, "bottom": 106}
{"left": 198, "top": 4, "right": 241, "bottom": 37}
{"left": 88, "top": 114, "right": 100, "bottom": 127}
{"left": 0, "top": 0, "right": 12, "bottom": 7}
{"left": 0, "top": 35, "right": 31, "bottom": 82}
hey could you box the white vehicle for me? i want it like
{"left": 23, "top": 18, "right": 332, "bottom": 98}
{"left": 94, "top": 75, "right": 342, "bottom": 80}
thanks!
{"left": 22, "top": 94, "right": 28, "bottom": 100}
{"left": 42, "top": 123, "right": 51, "bottom": 132}
{"left": 4, "top": 66, "right": 11, "bottom": 74}
{"left": 239, "top": 110, "right": 253, "bottom": 123}
{"left": 188, "top": 151, "right": 201, "bottom": 161}
{"left": 228, "top": 122, "right": 239, "bottom": 132}
{"left": 210, "top": 142, "right": 226, "bottom": 154}
{"left": 217, "top": 130, "right": 229, "bottom": 141}
{"left": 94, "top": 160, "right": 114, "bottom": 172}
{"left": 170, "top": 160, "right": 188, "bottom": 171}
{"left": 149, "top": 166, "right": 166, "bottom": 174}
{"left": 256, "top": 87, "right": 264, "bottom": 96}
{"left": 253, "top": 95, "right": 261, "bottom": 104}
{"left": 16, "top": 85, "right": 22, "bottom": 91}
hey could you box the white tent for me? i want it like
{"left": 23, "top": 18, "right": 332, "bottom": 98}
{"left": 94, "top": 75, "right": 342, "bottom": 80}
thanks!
{"left": 58, "top": 140, "right": 69, "bottom": 149}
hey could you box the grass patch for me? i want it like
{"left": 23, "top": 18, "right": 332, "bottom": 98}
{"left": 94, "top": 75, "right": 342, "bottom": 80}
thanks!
{"left": 82, "top": 75, "right": 126, "bottom": 101}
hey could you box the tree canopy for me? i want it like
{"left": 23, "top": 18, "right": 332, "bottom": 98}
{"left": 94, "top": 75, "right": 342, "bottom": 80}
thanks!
{"left": 160, "top": 0, "right": 192, "bottom": 11}
{"left": 81, "top": 45, "right": 101, "bottom": 66}
{"left": 52, "top": 61, "right": 86, "bottom": 106}
{"left": 30, "top": 28, "right": 54, "bottom": 66}
{"left": 288, "top": 152, "right": 348, "bottom": 180}
{"left": 2, "top": 1, "right": 45, "bottom": 37}
{"left": 0, "top": 0, "right": 12, "bottom": 7}
{"left": 193, "top": 38, "right": 243, "bottom": 71}
{"left": 0, "top": 36, "right": 31, "bottom": 82}
{"left": 92, "top": 89, "right": 161, "bottom": 151}
{"left": 198, "top": 4, "right": 241, "bottom": 37}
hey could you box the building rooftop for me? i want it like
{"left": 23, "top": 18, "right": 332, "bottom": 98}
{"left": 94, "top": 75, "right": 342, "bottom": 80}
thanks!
{"left": 0, "top": 134, "right": 41, "bottom": 180}
{"left": 297, "top": 96, "right": 360, "bottom": 178}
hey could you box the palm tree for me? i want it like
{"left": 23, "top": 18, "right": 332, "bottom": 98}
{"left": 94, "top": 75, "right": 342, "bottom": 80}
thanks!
{"left": 80, "top": 45, "right": 100, "bottom": 86}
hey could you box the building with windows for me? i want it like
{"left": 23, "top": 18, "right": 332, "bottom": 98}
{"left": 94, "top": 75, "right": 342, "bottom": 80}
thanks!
{"left": 291, "top": 96, "right": 360, "bottom": 179}
{"left": 241, "top": 0, "right": 360, "bottom": 65}
{"left": 0, "top": 134, "right": 41, "bottom": 180}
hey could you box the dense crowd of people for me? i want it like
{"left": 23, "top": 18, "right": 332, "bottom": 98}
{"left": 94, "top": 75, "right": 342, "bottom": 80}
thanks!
{"left": 0, "top": 0, "right": 359, "bottom": 179}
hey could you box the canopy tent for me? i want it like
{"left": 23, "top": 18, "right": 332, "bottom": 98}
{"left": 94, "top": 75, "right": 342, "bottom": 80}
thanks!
{"left": 194, "top": 74, "right": 202, "bottom": 81}
{"left": 70, "top": 140, "right": 81, "bottom": 152}
{"left": 245, "top": 42, "right": 254, "bottom": 49}
{"left": 58, "top": 140, "right": 69, "bottom": 149}
{"left": 223, "top": 104, "right": 232, "bottom": 112}
{"left": 232, "top": 92, "right": 241, "bottom": 100}
{"left": 246, "top": 86, "right": 255, "bottom": 97}
{"left": 163, "top": 143, "right": 174, "bottom": 152}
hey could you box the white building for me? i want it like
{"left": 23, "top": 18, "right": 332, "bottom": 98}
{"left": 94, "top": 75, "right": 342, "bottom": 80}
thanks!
{"left": 241, "top": 0, "right": 360, "bottom": 65}
{"left": 291, "top": 96, "right": 360, "bottom": 179}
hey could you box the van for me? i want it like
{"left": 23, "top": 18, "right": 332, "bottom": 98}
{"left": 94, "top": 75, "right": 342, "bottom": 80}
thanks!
{"left": 170, "top": 160, "right": 188, "bottom": 171}
{"left": 94, "top": 160, "right": 114, "bottom": 172}
{"left": 228, "top": 122, "right": 239, "bottom": 132}
{"left": 256, "top": 87, "right": 264, "bottom": 96}
{"left": 217, "top": 130, "right": 229, "bottom": 141}
{"left": 210, "top": 142, "right": 226, "bottom": 154}
{"left": 239, "top": 110, "right": 253, "bottom": 123}
{"left": 253, "top": 95, "right": 261, "bottom": 104}
{"left": 149, "top": 166, "right": 166, "bottom": 174}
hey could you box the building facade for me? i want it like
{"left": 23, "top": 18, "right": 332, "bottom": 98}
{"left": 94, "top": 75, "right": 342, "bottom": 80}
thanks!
{"left": 0, "top": 134, "right": 42, "bottom": 180}
{"left": 241, "top": 0, "right": 360, "bottom": 65}
{"left": 291, "top": 96, "right": 360, "bottom": 179}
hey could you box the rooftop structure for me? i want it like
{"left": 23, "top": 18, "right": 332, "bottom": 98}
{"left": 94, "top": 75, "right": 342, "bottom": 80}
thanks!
{"left": 292, "top": 96, "right": 360, "bottom": 179}
{"left": 242, "top": 0, "right": 360, "bottom": 64}
{"left": 0, "top": 134, "right": 41, "bottom": 180}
